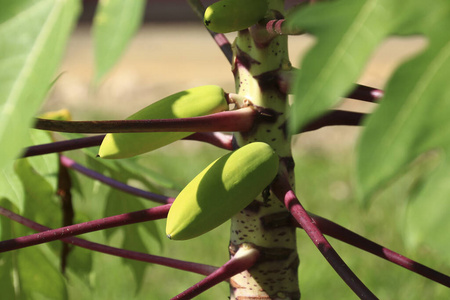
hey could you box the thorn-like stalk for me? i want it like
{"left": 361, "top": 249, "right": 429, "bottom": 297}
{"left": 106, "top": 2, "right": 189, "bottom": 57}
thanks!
{"left": 271, "top": 172, "right": 377, "bottom": 300}
{"left": 33, "top": 108, "right": 258, "bottom": 134}
{"left": 60, "top": 156, "right": 174, "bottom": 204}
{"left": 0, "top": 206, "right": 217, "bottom": 276}
{"left": 300, "top": 110, "right": 366, "bottom": 133}
{"left": 300, "top": 213, "right": 450, "bottom": 287}
{"left": 22, "top": 135, "right": 105, "bottom": 157}
{"left": 171, "top": 244, "right": 260, "bottom": 300}
{"left": 187, "top": 0, "right": 233, "bottom": 64}
{"left": 0, "top": 204, "right": 170, "bottom": 253}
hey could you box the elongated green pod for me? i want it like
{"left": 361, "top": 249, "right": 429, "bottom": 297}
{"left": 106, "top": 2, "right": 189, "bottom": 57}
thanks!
{"left": 204, "top": 0, "right": 268, "bottom": 33}
{"left": 166, "top": 142, "right": 279, "bottom": 240}
{"left": 98, "top": 85, "right": 228, "bottom": 159}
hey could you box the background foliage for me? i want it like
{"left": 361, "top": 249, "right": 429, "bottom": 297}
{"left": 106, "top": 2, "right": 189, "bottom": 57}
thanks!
{"left": 1, "top": 0, "right": 449, "bottom": 299}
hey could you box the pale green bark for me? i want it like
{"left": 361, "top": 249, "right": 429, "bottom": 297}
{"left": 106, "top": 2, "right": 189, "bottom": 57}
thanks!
{"left": 229, "top": 2, "right": 300, "bottom": 299}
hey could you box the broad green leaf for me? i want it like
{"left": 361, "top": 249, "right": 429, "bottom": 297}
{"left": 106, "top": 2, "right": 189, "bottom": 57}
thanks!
{"left": 0, "top": 161, "right": 25, "bottom": 211}
{"left": 356, "top": 3, "right": 450, "bottom": 202}
{"left": 287, "top": 0, "right": 396, "bottom": 133}
{"left": 17, "top": 245, "right": 68, "bottom": 300}
{"left": 0, "top": 0, "right": 80, "bottom": 169}
{"left": 93, "top": 0, "right": 146, "bottom": 83}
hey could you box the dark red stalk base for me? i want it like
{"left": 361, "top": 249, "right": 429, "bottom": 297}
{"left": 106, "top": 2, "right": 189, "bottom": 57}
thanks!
{"left": 0, "top": 206, "right": 217, "bottom": 276}
{"left": 271, "top": 175, "right": 378, "bottom": 300}
{"left": 0, "top": 204, "right": 170, "bottom": 253}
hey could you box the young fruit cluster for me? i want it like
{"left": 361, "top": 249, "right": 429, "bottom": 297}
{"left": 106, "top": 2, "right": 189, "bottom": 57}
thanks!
{"left": 204, "top": 0, "right": 269, "bottom": 33}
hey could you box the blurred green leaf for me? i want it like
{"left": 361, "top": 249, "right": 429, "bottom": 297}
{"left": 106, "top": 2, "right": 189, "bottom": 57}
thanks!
{"left": 0, "top": 0, "right": 80, "bottom": 169}
{"left": 0, "top": 161, "right": 25, "bottom": 211}
{"left": 17, "top": 245, "right": 68, "bottom": 300}
{"left": 93, "top": 0, "right": 146, "bottom": 83}
{"left": 287, "top": 0, "right": 396, "bottom": 133}
{"left": 356, "top": 2, "right": 450, "bottom": 202}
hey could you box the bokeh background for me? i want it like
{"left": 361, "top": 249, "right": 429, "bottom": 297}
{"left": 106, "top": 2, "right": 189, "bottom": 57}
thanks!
{"left": 41, "top": 1, "right": 448, "bottom": 299}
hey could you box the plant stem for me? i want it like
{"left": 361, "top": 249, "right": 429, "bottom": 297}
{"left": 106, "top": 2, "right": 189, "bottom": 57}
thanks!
{"left": 0, "top": 206, "right": 217, "bottom": 276}
{"left": 0, "top": 204, "right": 170, "bottom": 253}
{"left": 172, "top": 244, "right": 260, "bottom": 300}
{"left": 33, "top": 108, "right": 259, "bottom": 133}
{"left": 60, "top": 156, "right": 174, "bottom": 204}
{"left": 300, "top": 110, "right": 366, "bottom": 133}
{"left": 303, "top": 213, "right": 450, "bottom": 287}
{"left": 271, "top": 173, "right": 378, "bottom": 300}
{"left": 22, "top": 135, "right": 105, "bottom": 157}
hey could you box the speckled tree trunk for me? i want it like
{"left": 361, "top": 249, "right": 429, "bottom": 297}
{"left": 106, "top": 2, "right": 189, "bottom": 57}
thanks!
{"left": 229, "top": 2, "right": 300, "bottom": 299}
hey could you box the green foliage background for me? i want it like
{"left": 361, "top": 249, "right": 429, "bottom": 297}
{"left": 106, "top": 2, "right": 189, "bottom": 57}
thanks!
{"left": 1, "top": 0, "right": 450, "bottom": 299}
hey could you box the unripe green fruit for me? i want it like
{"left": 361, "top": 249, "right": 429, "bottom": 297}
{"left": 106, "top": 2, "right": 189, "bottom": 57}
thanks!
{"left": 166, "top": 142, "right": 279, "bottom": 240}
{"left": 204, "top": 0, "right": 268, "bottom": 33}
{"left": 98, "top": 85, "right": 228, "bottom": 159}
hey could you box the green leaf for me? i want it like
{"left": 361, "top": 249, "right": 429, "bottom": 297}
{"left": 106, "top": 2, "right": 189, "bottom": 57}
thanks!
{"left": 0, "top": 0, "right": 80, "bottom": 169}
{"left": 0, "top": 161, "right": 25, "bottom": 211}
{"left": 17, "top": 245, "right": 68, "bottom": 300}
{"left": 93, "top": 0, "right": 146, "bottom": 83}
{"left": 287, "top": 0, "right": 396, "bottom": 133}
{"left": 356, "top": 3, "right": 450, "bottom": 202}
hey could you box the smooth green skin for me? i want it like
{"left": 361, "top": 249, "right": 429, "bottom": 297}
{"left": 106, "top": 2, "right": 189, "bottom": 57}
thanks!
{"left": 98, "top": 85, "right": 228, "bottom": 159}
{"left": 204, "top": 0, "right": 268, "bottom": 33}
{"left": 166, "top": 142, "right": 279, "bottom": 240}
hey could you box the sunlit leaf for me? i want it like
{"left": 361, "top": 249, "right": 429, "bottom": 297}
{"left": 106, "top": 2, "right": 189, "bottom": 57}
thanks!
{"left": 356, "top": 2, "right": 450, "bottom": 202}
{"left": 0, "top": 0, "right": 80, "bottom": 169}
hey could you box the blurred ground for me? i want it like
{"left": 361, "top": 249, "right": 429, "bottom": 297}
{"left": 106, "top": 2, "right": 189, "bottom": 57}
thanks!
{"left": 45, "top": 23, "right": 426, "bottom": 153}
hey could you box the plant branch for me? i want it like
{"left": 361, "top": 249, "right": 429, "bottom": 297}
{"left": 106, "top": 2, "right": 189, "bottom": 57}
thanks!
{"left": 0, "top": 206, "right": 217, "bottom": 276}
{"left": 59, "top": 156, "right": 174, "bottom": 204}
{"left": 172, "top": 245, "right": 260, "bottom": 300}
{"left": 300, "top": 110, "right": 366, "bottom": 133}
{"left": 346, "top": 84, "right": 384, "bottom": 102}
{"left": 187, "top": 0, "right": 233, "bottom": 64}
{"left": 0, "top": 204, "right": 170, "bottom": 253}
{"left": 22, "top": 135, "right": 105, "bottom": 157}
{"left": 271, "top": 172, "right": 377, "bottom": 300}
{"left": 33, "top": 108, "right": 259, "bottom": 134}
{"left": 299, "top": 213, "right": 450, "bottom": 288}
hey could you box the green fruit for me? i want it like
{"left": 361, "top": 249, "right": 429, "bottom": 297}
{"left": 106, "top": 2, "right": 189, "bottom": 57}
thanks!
{"left": 98, "top": 85, "right": 228, "bottom": 159}
{"left": 204, "top": 0, "right": 268, "bottom": 33}
{"left": 166, "top": 142, "right": 279, "bottom": 240}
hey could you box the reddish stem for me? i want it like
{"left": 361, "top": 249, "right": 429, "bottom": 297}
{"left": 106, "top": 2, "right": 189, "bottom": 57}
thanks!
{"left": 172, "top": 246, "right": 260, "bottom": 300}
{"left": 22, "top": 135, "right": 105, "bottom": 157}
{"left": 184, "top": 132, "right": 234, "bottom": 150}
{"left": 60, "top": 156, "right": 174, "bottom": 204}
{"left": 301, "top": 110, "right": 366, "bottom": 133}
{"left": 33, "top": 108, "right": 258, "bottom": 134}
{"left": 271, "top": 175, "right": 377, "bottom": 300}
{"left": 0, "top": 206, "right": 217, "bottom": 276}
{"left": 0, "top": 204, "right": 170, "bottom": 253}
{"left": 302, "top": 213, "right": 450, "bottom": 287}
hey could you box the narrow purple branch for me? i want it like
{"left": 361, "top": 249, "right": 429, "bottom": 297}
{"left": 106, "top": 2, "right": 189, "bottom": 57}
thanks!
{"left": 346, "top": 84, "right": 384, "bottom": 102}
{"left": 60, "top": 156, "right": 174, "bottom": 204}
{"left": 0, "top": 206, "right": 217, "bottom": 276}
{"left": 301, "top": 214, "right": 450, "bottom": 287}
{"left": 265, "top": 19, "right": 303, "bottom": 36}
{"left": 271, "top": 174, "right": 377, "bottom": 300}
{"left": 172, "top": 246, "right": 260, "bottom": 300}
{"left": 33, "top": 108, "right": 258, "bottom": 134}
{"left": 187, "top": 0, "right": 233, "bottom": 63}
{"left": 22, "top": 135, "right": 105, "bottom": 157}
{"left": 300, "top": 110, "right": 366, "bottom": 133}
{"left": 183, "top": 132, "right": 234, "bottom": 150}
{"left": 0, "top": 204, "right": 170, "bottom": 253}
